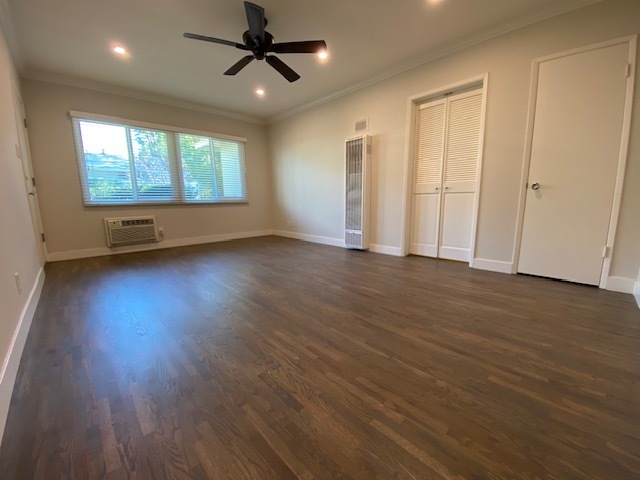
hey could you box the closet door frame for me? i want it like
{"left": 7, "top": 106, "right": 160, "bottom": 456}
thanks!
{"left": 401, "top": 73, "right": 489, "bottom": 264}
{"left": 512, "top": 36, "right": 636, "bottom": 289}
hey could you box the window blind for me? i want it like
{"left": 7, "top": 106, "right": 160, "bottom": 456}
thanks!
{"left": 71, "top": 115, "right": 247, "bottom": 206}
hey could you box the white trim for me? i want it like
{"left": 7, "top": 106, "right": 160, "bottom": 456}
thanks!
{"left": 468, "top": 78, "right": 489, "bottom": 268}
{"left": 272, "top": 230, "right": 345, "bottom": 248}
{"left": 401, "top": 74, "right": 488, "bottom": 262}
{"left": 23, "top": 70, "right": 265, "bottom": 124}
{"left": 369, "top": 244, "right": 403, "bottom": 257}
{"left": 599, "top": 36, "right": 637, "bottom": 287}
{"left": 46, "top": 230, "right": 273, "bottom": 262}
{"left": 69, "top": 111, "right": 248, "bottom": 143}
{"left": 633, "top": 280, "right": 640, "bottom": 309}
{"left": 512, "top": 35, "right": 637, "bottom": 286}
{"left": 605, "top": 276, "right": 635, "bottom": 294}
{"left": 472, "top": 258, "right": 514, "bottom": 274}
{"left": 0, "top": 267, "right": 45, "bottom": 444}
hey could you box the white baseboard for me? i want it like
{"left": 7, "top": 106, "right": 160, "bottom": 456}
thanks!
{"left": 634, "top": 280, "right": 640, "bottom": 309}
{"left": 369, "top": 244, "right": 403, "bottom": 257}
{"left": 606, "top": 276, "right": 635, "bottom": 294}
{"left": 472, "top": 258, "right": 514, "bottom": 274}
{"left": 0, "top": 267, "right": 45, "bottom": 445}
{"left": 272, "top": 230, "right": 346, "bottom": 248}
{"left": 46, "top": 229, "right": 273, "bottom": 262}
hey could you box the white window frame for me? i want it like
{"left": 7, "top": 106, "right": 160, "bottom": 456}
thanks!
{"left": 70, "top": 111, "right": 248, "bottom": 206}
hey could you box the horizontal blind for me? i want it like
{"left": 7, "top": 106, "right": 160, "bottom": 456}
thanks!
{"left": 414, "top": 102, "right": 445, "bottom": 186}
{"left": 215, "top": 139, "right": 246, "bottom": 200}
{"left": 445, "top": 91, "right": 482, "bottom": 183}
{"left": 72, "top": 115, "right": 247, "bottom": 205}
{"left": 179, "top": 133, "right": 216, "bottom": 201}
{"left": 129, "top": 127, "right": 175, "bottom": 202}
{"left": 74, "top": 120, "right": 136, "bottom": 204}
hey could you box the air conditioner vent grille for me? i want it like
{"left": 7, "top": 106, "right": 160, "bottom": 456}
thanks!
{"left": 355, "top": 118, "right": 368, "bottom": 132}
{"left": 121, "top": 218, "right": 155, "bottom": 227}
{"left": 104, "top": 216, "right": 159, "bottom": 247}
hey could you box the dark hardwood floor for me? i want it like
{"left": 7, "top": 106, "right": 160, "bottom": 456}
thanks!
{"left": 0, "top": 236, "right": 638, "bottom": 479}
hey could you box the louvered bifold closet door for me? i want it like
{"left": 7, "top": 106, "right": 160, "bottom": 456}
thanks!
{"left": 410, "top": 99, "right": 446, "bottom": 257}
{"left": 439, "top": 88, "right": 483, "bottom": 262}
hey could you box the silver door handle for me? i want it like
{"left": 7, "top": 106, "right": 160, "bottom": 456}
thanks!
{"left": 531, "top": 182, "right": 540, "bottom": 190}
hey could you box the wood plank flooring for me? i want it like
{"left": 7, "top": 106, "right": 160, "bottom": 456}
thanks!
{"left": 0, "top": 236, "right": 638, "bottom": 479}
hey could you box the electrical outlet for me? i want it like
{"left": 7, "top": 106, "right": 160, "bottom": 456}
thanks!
{"left": 286, "top": 220, "right": 292, "bottom": 228}
{"left": 14, "top": 273, "right": 22, "bottom": 294}
{"left": 158, "top": 226, "right": 165, "bottom": 239}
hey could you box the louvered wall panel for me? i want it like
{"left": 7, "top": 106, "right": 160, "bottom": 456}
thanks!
{"left": 345, "top": 135, "right": 371, "bottom": 250}
{"left": 345, "top": 138, "right": 363, "bottom": 232}
{"left": 414, "top": 103, "right": 445, "bottom": 186}
{"left": 444, "top": 93, "right": 482, "bottom": 183}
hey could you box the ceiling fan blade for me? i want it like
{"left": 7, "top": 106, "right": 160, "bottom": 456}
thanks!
{"left": 224, "top": 55, "right": 255, "bottom": 75}
{"left": 183, "top": 33, "right": 248, "bottom": 50}
{"left": 244, "top": 2, "right": 265, "bottom": 42}
{"left": 265, "top": 55, "right": 300, "bottom": 83}
{"left": 271, "top": 40, "right": 327, "bottom": 54}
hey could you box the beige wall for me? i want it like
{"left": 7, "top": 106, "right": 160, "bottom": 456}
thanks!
{"left": 269, "top": 0, "right": 640, "bottom": 282}
{"left": 0, "top": 25, "right": 42, "bottom": 434}
{"left": 21, "top": 80, "right": 272, "bottom": 256}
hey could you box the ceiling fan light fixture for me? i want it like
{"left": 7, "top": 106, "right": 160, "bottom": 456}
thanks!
{"left": 317, "top": 50, "right": 329, "bottom": 60}
{"left": 255, "top": 88, "right": 265, "bottom": 96}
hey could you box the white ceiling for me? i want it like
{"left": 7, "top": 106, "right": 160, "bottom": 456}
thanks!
{"left": 5, "top": 0, "right": 599, "bottom": 121}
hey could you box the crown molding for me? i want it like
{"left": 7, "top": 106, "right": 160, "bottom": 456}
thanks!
{"left": 0, "top": 0, "right": 24, "bottom": 70}
{"left": 267, "top": 0, "right": 603, "bottom": 124}
{"left": 22, "top": 70, "right": 267, "bottom": 125}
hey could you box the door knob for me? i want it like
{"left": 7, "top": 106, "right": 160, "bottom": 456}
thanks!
{"left": 531, "top": 182, "right": 540, "bottom": 190}
{"left": 28, "top": 192, "right": 36, "bottom": 196}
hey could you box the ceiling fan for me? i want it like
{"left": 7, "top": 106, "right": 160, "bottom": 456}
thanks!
{"left": 183, "top": 1, "right": 327, "bottom": 83}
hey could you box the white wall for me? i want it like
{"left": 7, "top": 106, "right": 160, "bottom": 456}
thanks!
{"left": 269, "top": 0, "right": 640, "bottom": 284}
{"left": 21, "top": 79, "right": 273, "bottom": 258}
{"left": 0, "top": 25, "right": 43, "bottom": 440}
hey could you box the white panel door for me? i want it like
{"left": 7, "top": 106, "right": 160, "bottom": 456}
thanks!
{"left": 519, "top": 42, "right": 629, "bottom": 285}
{"left": 410, "top": 99, "right": 445, "bottom": 257}
{"left": 12, "top": 83, "right": 46, "bottom": 264}
{"left": 439, "top": 90, "right": 483, "bottom": 262}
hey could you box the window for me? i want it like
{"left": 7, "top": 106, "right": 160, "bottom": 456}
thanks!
{"left": 71, "top": 113, "right": 247, "bottom": 205}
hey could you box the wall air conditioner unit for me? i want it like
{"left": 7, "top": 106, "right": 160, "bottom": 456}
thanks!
{"left": 104, "top": 216, "right": 159, "bottom": 247}
{"left": 345, "top": 135, "right": 372, "bottom": 250}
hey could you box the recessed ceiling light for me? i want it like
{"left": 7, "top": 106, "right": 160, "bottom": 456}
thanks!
{"left": 317, "top": 51, "right": 329, "bottom": 60}
{"left": 112, "top": 46, "right": 127, "bottom": 55}
{"left": 255, "top": 88, "right": 265, "bottom": 96}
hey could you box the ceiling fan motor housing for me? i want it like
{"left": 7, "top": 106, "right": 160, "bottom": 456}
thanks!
{"left": 243, "top": 30, "right": 274, "bottom": 60}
